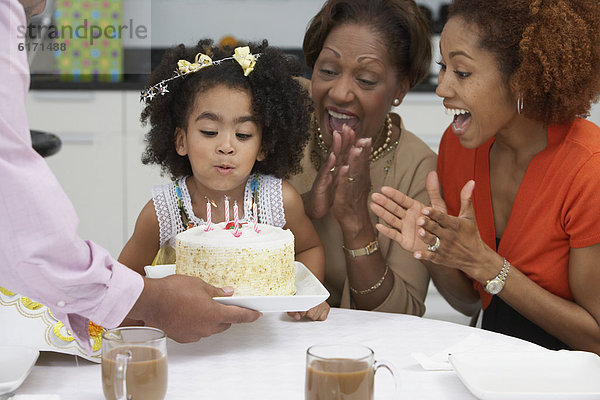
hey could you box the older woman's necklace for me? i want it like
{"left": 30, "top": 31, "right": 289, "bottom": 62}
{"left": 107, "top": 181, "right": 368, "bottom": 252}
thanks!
{"left": 313, "top": 114, "right": 397, "bottom": 164}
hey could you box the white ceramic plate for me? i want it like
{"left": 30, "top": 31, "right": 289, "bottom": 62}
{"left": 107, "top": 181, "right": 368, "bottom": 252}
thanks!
{"left": 449, "top": 350, "right": 600, "bottom": 400}
{"left": 0, "top": 345, "right": 39, "bottom": 395}
{"left": 145, "top": 262, "right": 329, "bottom": 312}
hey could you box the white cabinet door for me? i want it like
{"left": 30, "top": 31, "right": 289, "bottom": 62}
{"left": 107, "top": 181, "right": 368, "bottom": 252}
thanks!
{"left": 123, "top": 92, "right": 170, "bottom": 244}
{"left": 25, "top": 91, "right": 125, "bottom": 257}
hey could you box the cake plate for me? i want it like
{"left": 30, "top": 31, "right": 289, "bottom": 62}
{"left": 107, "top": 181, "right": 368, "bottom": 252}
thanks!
{"left": 144, "top": 262, "right": 330, "bottom": 312}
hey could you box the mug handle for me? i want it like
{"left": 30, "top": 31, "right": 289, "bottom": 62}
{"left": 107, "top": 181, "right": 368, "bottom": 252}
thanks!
{"left": 374, "top": 359, "right": 400, "bottom": 395}
{"left": 114, "top": 350, "right": 133, "bottom": 400}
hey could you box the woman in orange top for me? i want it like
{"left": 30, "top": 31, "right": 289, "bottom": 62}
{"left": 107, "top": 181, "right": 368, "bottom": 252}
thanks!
{"left": 370, "top": 0, "right": 600, "bottom": 354}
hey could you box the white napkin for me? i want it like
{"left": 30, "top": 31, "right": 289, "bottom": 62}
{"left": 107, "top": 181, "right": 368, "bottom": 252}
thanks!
{"left": 412, "top": 351, "right": 454, "bottom": 371}
{"left": 10, "top": 396, "right": 60, "bottom": 400}
{"left": 412, "top": 332, "right": 536, "bottom": 371}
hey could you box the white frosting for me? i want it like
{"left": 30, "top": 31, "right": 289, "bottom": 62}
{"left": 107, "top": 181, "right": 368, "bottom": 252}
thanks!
{"left": 176, "top": 222, "right": 294, "bottom": 249}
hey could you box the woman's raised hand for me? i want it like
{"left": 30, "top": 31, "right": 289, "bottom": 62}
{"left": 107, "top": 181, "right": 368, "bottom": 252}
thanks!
{"left": 305, "top": 124, "right": 364, "bottom": 220}
{"left": 413, "top": 180, "right": 494, "bottom": 277}
{"left": 305, "top": 131, "right": 341, "bottom": 219}
{"left": 370, "top": 171, "right": 448, "bottom": 253}
{"left": 370, "top": 186, "right": 430, "bottom": 253}
{"left": 331, "top": 125, "right": 373, "bottom": 226}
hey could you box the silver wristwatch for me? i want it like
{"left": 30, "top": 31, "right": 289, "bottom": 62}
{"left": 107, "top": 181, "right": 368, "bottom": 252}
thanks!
{"left": 484, "top": 258, "right": 511, "bottom": 295}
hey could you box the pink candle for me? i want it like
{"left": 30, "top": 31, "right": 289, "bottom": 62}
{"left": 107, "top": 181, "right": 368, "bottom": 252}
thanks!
{"left": 224, "top": 196, "right": 230, "bottom": 224}
{"left": 233, "top": 201, "right": 241, "bottom": 237}
{"left": 204, "top": 199, "right": 213, "bottom": 231}
{"left": 253, "top": 202, "right": 260, "bottom": 233}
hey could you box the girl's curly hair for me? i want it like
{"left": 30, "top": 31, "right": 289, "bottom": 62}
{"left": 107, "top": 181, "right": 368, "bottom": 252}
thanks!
{"left": 140, "top": 39, "right": 312, "bottom": 180}
{"left": 449, "top": 0, "right": 600, "bottom": 126}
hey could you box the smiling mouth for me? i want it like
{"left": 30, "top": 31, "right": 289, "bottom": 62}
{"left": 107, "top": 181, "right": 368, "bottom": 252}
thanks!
{"left": 327, "top": 109, "right": 359, "bottom": 133}
{"left": 446, "top": 107, "right": 472, "bottom": 133}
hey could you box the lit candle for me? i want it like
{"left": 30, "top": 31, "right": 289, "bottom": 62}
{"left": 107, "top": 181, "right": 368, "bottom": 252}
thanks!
{"left": 233, "top": 200, "right": 241, "bottom": 237}
{"left": 253, "top": 202, "right": 260, "bottom": 234}
{"left": 204, "top": 198, "right": 212, "bottom": 231}
{"left": 224, "top": 196, "right": 230, "bottom": 225}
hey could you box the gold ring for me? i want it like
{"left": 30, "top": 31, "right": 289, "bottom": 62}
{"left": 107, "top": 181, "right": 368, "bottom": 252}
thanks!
{"left": 347, "top": 177, "right": 356, "bottom": 183}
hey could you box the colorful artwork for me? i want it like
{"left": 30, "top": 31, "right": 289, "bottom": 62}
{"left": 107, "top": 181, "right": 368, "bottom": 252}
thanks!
{"left": 53, "top": 0, "right": 123, "bottom": 82}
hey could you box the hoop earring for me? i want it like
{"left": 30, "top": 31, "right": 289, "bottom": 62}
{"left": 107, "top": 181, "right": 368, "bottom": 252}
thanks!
{"left": 392, "top": 98, "right": 401, "bottom": 107}
{"left": 517, "top": 95, "right": 524, "bottom": 114}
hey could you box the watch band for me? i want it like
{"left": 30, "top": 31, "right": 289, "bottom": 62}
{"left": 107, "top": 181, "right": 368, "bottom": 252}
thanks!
{"left": 484, "top": 258, "right": 511, "bottom": 295}
{"left": 342, "top": 240, "right": 379, "bottom": 258}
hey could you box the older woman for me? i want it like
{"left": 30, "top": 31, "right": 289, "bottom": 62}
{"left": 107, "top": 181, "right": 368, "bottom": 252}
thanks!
{"left": 289, "top": 0, "right": 436, "bottom": 313}
{"left": 371, "top": 0, "right": 600, "bottom": 353}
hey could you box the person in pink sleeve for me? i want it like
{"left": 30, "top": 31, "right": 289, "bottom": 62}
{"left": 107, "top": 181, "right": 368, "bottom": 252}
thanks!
{"left": 0, "top": 0, "right": 260, "bottom": 353}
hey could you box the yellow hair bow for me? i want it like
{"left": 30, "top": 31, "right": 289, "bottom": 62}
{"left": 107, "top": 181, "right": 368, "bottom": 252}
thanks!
{"left": 177, "top": 53, "right": 213, "bottom": 74}
{"left": 233, "top": 46, "right": 256, "bottom": 76}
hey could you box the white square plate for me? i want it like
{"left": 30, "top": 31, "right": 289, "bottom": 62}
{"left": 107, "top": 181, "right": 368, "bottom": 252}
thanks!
{"left": 145, "top": 262, "right": 329, "bottom": 312}
{"left": 0, "top": 345, "right": 39, "bottom": 395}
{"left": 449, "top": 350, "right": 600, "bottom": 399}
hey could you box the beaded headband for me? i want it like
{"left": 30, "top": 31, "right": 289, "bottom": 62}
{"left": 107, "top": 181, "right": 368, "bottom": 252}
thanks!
{"left": 140, "top": 46, "right": 260, "bottom": 104}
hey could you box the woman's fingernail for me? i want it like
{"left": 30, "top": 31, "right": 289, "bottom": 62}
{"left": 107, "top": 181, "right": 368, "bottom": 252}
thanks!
{"left": 417, "top": 218, "right": 425, "bottom": 226}
{"left": 422, "top": 208, "right": 430, "bottom": 215}
{"left": 415, "top": 252, "right": 422, "bottom": 259}
{"left": 419, "top": 228, "right": 425, "bottom": 237}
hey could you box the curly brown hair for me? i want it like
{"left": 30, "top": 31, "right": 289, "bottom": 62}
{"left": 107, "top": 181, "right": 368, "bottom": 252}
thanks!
{"left": 303, "top": 0, "right": 431, "bottom": 89}
{"left": 449, "top": 0, "right": 600, "bottom": 125}
{"left": 140, "top": 39, "right": 312, "bottom": 180}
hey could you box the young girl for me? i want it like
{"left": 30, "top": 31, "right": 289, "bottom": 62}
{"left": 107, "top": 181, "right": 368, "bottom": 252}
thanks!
{"left": 119, "top": 39, "right": 328, "bottom": 321}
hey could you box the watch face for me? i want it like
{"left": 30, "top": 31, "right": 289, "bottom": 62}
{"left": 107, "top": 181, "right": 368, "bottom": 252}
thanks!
{"left": 486, "top": 279, "right": 502, "bottom": 295}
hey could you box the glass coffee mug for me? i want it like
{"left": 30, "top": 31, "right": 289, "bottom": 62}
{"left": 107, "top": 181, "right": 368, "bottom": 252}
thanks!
{"left": 101, "top": 326, "right": 168, "bottom": 400}
{"left": 305, "top": 344, "right": 398, "bottom": 400}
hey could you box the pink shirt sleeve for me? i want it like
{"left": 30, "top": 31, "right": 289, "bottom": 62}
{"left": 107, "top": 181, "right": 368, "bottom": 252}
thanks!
{"left": 0, "top": 0, "right": 144, "bottom": 352}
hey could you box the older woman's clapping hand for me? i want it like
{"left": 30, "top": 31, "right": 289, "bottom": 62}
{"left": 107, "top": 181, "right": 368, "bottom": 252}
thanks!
{"left": 304, "top": 135, "right": 338, "bottom": 220}
{"left": 331, "top": 124, "right": 373, "bottom": 227}
{"left": 305, "top": 124, "right": 372, "bottom": 222}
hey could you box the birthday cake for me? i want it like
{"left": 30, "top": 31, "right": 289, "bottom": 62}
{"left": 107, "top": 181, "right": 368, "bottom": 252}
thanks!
{"left": 175, "top": 222, "right": 296, "bottom": 296}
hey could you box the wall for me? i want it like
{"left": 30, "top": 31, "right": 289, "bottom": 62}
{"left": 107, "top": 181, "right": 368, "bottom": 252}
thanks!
{"left": 122, "top": 0, "right": 449, "bottom": 48}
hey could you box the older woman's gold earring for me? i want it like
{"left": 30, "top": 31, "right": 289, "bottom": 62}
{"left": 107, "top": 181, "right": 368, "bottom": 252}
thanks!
{"left": 517, "top": 95, "right": 524, "bottom": 114}
{"left": 392, "top": 98, "right": 401, "bottom": 107}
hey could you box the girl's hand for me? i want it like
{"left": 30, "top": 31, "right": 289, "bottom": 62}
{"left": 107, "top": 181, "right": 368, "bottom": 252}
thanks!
{"left": 287, "top": 301, "right": 330, "bottom": 321}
